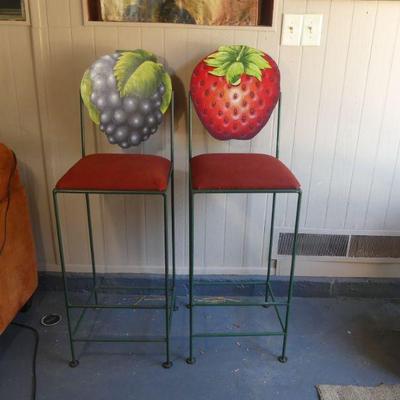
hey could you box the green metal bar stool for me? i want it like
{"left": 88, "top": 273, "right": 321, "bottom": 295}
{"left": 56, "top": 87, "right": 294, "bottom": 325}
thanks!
{"left": 53, "top": 93, "right": 176, "bottom": 369}
{"left": 186, "top": 92, "right": 302, "bottom": 364}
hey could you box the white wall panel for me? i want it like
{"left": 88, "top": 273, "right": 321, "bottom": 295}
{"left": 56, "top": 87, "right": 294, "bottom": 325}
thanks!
{"left": 304, "top": 0, "right": 354, "bottom": 229}
{"left": 0, "top": 0, "right": 399, "bottom": 277}
{"left": 366, "top": 12, "right": 400, "bottom": 231}
{"left": 345, "top": 2, "right": 400, "bottom": 230}
{"left": 324, "top": 0, "right": 378, "bottom": 230}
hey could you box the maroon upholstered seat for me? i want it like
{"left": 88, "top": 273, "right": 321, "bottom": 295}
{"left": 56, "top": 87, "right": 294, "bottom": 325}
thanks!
{"left": 191, "top": 153, "right": 300, "bottom": 191}
{"left": 56, "top": 153, "right": 171, "bottom": 192}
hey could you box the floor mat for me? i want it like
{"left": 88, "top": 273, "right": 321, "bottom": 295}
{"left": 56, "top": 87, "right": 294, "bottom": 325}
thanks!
{"left": 317, "top": 384, "right": 400, "bottom": 400}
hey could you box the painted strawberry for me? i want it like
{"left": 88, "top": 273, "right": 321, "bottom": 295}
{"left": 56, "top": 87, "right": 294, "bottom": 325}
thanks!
{"left": 190, "top": 45, "right": 280, "bottom": 140}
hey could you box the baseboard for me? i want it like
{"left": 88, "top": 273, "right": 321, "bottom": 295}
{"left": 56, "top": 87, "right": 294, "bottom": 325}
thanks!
{"left": 277, "top": 257, "right": 400, "bottom": 278}
{"left": 39, "top": 257, "right": 400, "bottom": 278}
{"left": 38, "top": 272, "right": 400, "bottom": 299}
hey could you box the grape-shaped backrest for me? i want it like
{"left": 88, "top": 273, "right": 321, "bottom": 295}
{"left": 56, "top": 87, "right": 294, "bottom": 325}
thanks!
{"left": 80, "top": 50, "right": 172, "bottom": 148}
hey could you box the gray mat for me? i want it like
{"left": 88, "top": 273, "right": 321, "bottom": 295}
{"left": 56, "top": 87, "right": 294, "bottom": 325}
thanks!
{"left": 317, "top": 384, "right": 400, "bottom": 400}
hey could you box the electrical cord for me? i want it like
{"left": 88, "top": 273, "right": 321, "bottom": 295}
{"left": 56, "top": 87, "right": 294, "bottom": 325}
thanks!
{"left": 10, "top": 322, "right": 39, "bottom": 400}
{"left": 0, "top": 151, "right": 17, "bottom": 256}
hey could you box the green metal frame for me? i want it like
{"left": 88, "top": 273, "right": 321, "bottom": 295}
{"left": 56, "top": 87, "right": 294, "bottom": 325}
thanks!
{"left": 53, "top": 93, "right": 176, "bottom": 369}
{"left": 186, "top": 93, "right": 302, "bottom": 364}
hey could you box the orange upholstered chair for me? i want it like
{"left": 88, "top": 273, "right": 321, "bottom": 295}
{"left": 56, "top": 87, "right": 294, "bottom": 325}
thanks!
{"left": 0, "top": 143, "right": 38, "bottom": 334}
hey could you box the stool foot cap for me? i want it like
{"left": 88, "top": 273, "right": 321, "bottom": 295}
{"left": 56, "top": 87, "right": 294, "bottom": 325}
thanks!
{"left": 186, "top": 357, "right": 196, "bottom": 365}
{"left": 278, "top": 356, "right": 287, "bottom": 363}
{"left": 162, "top": 361, "right": 173, "bottom": 369}
{"left": 69, "top": 360, "right": 79, "bottom": 368}
{"left": 262, "top": 304, "right": 271, "bottom": 309}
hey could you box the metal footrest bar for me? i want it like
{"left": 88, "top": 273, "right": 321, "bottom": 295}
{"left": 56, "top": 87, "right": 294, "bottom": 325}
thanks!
{"left": 71, "top": 297, "right": 176, "bottom": 339}
{"left": 167, "top": 293, "right": 176, "bottom": 336}
{"left": 67, "top": 290, "right": 176, "bottom": 312}
{"left": 192, "top": 298, "right": 287, "bottom": 307}
{"left": 72, "top": 336, "right": 166, "bottom": 343}
{"left": 267, "top": 283, "right": 285, "bottom": 330}
{"left": 96, "top": 285, "right": 167, "bottom": 292}
{"left": 193, "top": 331, "right": 284, "bottom": 338}
{"left": 68, "top": 304, "right": 168, "bottom": 309}
{"left": 71, "top": 288, "right": 98, "bottom": 336}
{"left": 68, "top": 287, "right": 175, "bottom": 310}
{"left": 193, "top": 280, "right": 267, "bottom": 286}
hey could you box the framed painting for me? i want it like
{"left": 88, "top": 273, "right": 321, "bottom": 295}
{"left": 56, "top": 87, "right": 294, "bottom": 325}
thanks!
{"left": 98, "top": 0, "right": 261, "bottom": 26}
{"left": 0, "top": 0, "right": 26, "bottom": 21}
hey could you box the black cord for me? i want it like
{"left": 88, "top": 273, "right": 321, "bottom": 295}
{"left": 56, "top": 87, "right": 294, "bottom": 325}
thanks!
{"left": 11, "top": 322, "right": 39, "bottom": 400}
{"left": 0, "top": 151, "right": 17, "bottom": 256}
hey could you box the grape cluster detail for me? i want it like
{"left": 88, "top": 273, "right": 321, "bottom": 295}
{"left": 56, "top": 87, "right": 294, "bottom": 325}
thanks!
{"left": 89, "top": 53, "right": 165, "bottom": 148}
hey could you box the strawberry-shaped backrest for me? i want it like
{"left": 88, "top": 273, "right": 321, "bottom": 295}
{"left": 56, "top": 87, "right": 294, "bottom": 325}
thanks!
{"left": 190, "top": 45, "right": 280, "bottom": 141}
{"left": 80, "top": 50, "right": 172, "bottom": 148}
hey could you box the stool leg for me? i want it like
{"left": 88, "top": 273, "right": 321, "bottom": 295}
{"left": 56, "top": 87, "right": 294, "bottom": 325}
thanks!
{"left": 85, "top": 194, "right": 98, "bottom": 304}
{"left": 53, "top": 191, "right": 79, "bottom": 368}
{"left": 186, "top": 188, "right": 196, "bottom": 365}
{"left": 171, "top": 174, "right": 178, "bottom": 312}
{"left": 171, "top": 171, "right": 176, "bottom": 293}
{"left": 279, "top": 191, "right": 302, "bottom": 363}
{"left": 265, "top": 193, "right": 276, "bottom": 303}
{"left": 162, "top": 193, "right": 173, "bottom": 369}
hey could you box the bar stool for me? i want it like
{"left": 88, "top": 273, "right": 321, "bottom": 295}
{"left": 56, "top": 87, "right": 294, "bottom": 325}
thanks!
{"left": 186, "top": 91, "right": 302, "bottom": 364}
{"left": 53, "top": 94, "right": 176, "bottom": 369}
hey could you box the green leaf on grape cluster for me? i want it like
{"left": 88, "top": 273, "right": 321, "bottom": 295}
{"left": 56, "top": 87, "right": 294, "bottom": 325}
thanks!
{"left": 80, "top": 70, "right": 100, "bottom": 125}
{"left": 160, "top": 72, "right": 172, "bottom": 114}
{"left": 114, "top": 49, "right": 157, "bottom": 94}
{"left": 122, "top": 61, "right": 163, "bottom": 97}
{"left": 114, "top": 50, "right": 172, "bottom": 114}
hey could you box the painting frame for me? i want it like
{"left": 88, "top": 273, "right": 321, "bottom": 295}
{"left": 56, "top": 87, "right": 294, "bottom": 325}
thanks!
{"left": 98, "top": 0, "right": 261, "bottom": 26}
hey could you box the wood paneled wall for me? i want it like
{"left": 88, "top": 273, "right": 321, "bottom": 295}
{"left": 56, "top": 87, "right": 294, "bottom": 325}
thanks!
{"left": 1, "top": 0, "right": 400, "bottom": 276}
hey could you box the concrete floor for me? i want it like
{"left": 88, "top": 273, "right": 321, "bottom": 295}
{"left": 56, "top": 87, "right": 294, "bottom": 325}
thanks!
{"left": 1, "top": 291, "right": 400, "bottom": 400}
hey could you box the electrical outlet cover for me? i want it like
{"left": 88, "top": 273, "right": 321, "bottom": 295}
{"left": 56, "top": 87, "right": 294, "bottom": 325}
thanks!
{"left": 302, "top": 14, "right": 323, "bottom": 46}
{"left": 281, "top": 14, "right": 303, "bottom": 46}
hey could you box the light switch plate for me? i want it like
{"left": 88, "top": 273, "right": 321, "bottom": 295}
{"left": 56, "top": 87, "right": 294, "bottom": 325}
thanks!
{"left": 302, "top": 14, "right": 323, "bottom": 46}
{"left": 281, "top": 14, "right": 303, "bottom": 46}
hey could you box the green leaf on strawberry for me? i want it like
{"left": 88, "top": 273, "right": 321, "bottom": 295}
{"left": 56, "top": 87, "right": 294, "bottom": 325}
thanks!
{"left": 226, "top": 62, "right": 245, "bottom": 86}
{"left": 205, "top": 45, "right": 271, "bottom": 86}
{"left": 244, "top": 63, "right": 263, "bottom": 80}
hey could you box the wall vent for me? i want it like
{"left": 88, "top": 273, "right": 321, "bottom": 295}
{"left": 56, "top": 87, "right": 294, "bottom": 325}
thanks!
{"left": 278, "top": 233, "right": 400, "bottom": 258}
{"left": 278, "top": 233, "right": 349, "bottom": 256}
{"left": 348, "top": 235, "right": 400, "bottom": 258}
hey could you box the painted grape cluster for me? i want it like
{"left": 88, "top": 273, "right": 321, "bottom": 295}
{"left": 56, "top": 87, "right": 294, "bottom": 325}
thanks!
{"left": 81, "top": 50, "right": 172, "bottom": 148}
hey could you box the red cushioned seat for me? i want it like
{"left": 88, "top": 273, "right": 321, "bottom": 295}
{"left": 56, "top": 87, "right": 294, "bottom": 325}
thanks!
{"left": 191, "top": 153, "right": 300, "bottom": 190}
{"left": 56, "top": 154, "right": 171, "bottom": 192}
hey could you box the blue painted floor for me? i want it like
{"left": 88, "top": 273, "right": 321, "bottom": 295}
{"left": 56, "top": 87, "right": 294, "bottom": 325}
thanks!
{"left": 1, "top": 291, "right": 400, "bottom": 400}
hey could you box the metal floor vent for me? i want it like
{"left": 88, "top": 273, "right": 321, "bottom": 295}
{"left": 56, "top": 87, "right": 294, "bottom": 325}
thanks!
{"left": 348, "top": 235, "right": 400, "bottom": 258}
{"left": 278, "top": 233, "right": 400, "bottom": 258}
{"left": 278, "top": 233, "right": 349, "bottom": 257}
